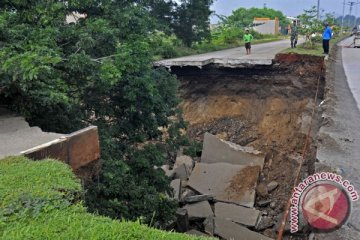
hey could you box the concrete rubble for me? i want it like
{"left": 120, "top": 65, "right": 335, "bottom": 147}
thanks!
{"left": 201, "top": 132, "right": 265, "bottom": 167}
{"left": 170, "top": 132, "right": 275, "bottom": 239}
{"left": 214, "top": 202, "right": 260, "bottom": 227}
{"left": 188, "top": 162, "right": 259, "bottom": 207}
{"left": 214, "top": 218, "right": 273, "bottom": 240}
{"left": 183, "top": 201, "right": 214, "bottom": 220}
{"left": 170, "top": 179, "right": 181, "bottom": 201}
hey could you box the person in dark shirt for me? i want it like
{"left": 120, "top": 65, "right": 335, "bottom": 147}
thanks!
{"left": 290, "top": 20, "right": 298, "bottom": 48}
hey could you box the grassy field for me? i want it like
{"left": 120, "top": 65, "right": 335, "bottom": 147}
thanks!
{"left": 0, "top": 156, "right": 211, "bottom": 240}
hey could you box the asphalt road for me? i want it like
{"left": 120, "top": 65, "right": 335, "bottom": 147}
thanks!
{"left": 338, "top": 36, "right": 360, "bottom": 111}
{"left": 315, "top": 37, "right": 360, "bottom": 239}
{"left": 155, "top": 38, "right": 305, "bottom": 68}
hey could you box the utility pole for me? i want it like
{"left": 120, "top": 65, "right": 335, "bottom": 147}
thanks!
{"left": 317, "top": 0, "right": 321, "bottom": 19}
{"left": 347, "top": 1, "right": 360, "bottom": 27}
{"left": 341, "top": 0, "right": 346, "bottom": 33}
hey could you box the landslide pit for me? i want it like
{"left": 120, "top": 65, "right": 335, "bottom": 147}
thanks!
{"left": 175, "top": 54, "right": 325, "bottom": 237}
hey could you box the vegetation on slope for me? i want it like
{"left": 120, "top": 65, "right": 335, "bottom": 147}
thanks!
{"left": 0, "top": 156, "right": 209, "bottom": 240}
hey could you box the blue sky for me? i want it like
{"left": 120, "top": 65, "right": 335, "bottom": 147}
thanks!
{"left": 210, "top": 0, "right": 360, "bottom": 23}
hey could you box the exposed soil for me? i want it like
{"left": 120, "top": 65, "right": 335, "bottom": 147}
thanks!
{"left": 174, "top": 53, "right": 325, "bottom": 238}
{"left": 225, "top": 166, "right": 261, "bottom": 199}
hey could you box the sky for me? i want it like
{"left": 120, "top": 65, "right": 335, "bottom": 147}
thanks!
{"left": 210, "top": 0, "right": 360, "bottom": 23}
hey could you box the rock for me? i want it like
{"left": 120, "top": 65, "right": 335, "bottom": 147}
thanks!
{"left": 175, "top": 208, "right": 189, "bottom": 232}
{"left": 255, "top": 216, "right": 275, "bottom": 231}
{"left": 263, "top": 229, "right": 275, "bottom": 238}
{"left": 257, "top": 199, "right": 271, "bottom": 207}
{"left": 183, "top": 201, "right": 214, "bottom": 220}
{"left": 214, "top": 217, "right": 273, "bottom": 240}
{"left": 214, "top": 202, "right": 260, "bottom": 227}
{"left": 174, "top": 163, "right": 189, "bottom": 180}
{"left": 270, "top": 202, "right": 276, "bottom": 209}
{"left": 256, "top": 183, "right": 268, "bottom": 198}
{"left": 185, "top": 229, "right": 208, "bottom": 237}
{"left": 175, "top": 155, "right": 194, "bottom": 174}
{"left": 188, "top": 162, "right": 259, "bottom": 207}
{"left": 261, "top": 211, "right": 268, "bottom": 216}
{"left": 170, "top": 179, "right": 181, "bottom": 201}
{"left": 267, "top": 181, "right": 279, "bottom": 192}
{"left": 184, "top": 194, "right": 213, "bottom": 203}
{"left": 204, "top": 216, "right": 215, "bottom": 236}
{"left": 201, "top": 132, "right": 265, "bottom": 167}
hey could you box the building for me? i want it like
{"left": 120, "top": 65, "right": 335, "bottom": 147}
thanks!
{"left": 252, "top": 17, "right": 279, "bottom": 35}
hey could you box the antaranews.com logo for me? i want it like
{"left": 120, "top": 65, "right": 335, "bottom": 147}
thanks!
{"left": 290, "top": 172, "right": 359, "bottom": 233}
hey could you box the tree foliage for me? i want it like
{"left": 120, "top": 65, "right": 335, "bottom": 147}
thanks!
{"left": 224, "top": 7, "right": 288, "bottom": 29}
{"left": 0, "top": 0, "right": 189, "bottom": 227}
{"left": 172, "top": 0, "right": 214, "bottom": 47}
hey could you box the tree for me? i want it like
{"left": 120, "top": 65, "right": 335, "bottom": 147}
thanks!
{"left": 224, "top": 7, "right": 288, "bottom": 29}
{"left": 0, "top": 0, "right": 184, "bottom": 227}
{"left": 172, "top": 0, "right": 214, "bottom": 47}
{"left": 297, "top": 6, "right": 323, "bottom": 36}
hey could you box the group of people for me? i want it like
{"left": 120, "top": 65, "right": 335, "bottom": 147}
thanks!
{"left": 243, "top": 20, "right": 333, "bottom": 55}
{"left": 290, "top": 20, "right": 332, "bottom": 54}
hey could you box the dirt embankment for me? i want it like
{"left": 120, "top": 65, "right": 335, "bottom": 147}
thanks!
{"left": 176, "top": 53, "right": 325, "bottom": 238}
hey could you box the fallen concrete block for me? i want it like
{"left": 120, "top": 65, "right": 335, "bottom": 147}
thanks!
{"left": 215, "top": 202, "right": 260, "bottom": 227}
{"left": 188, "top": 162, "right": 259, "bottom": 207}
{"left": 174, "top": 163, "right": 189, "bottom": 180}
{"left": 201, "top": 132, "right": 265, "bottom": 167}
{"left": 214, "top": 218, "right": 273, "bottom": 240}
{"left": 204, "top": 216, "right": 215, "bottom": 236}
{"left": 183, "top": 201, "right": 214, "bottom": 220}
{"left": 175, "top": 155, "right": 194, "bottom": 173}
{"left": 176, "top": 208, "right": 189, "bottom": 233}
{"left": 170, "top": 179, "right": 181, "bottom": 201}
{"left": 184, "top": 194, "right": 213, "bottom": 203}
{"left": 255, "top": 216, "right": 275, "bottom": 231}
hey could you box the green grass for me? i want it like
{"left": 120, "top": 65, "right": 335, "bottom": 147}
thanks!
{"left": 281, "top": 35, "right": 345, "bottom": 56}
{"left": 0, "top": 156, "right": 210, "bottom": 240}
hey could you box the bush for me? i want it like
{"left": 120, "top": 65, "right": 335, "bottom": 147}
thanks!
{"left": 0, "top": 156, "right": 210, "bottom": 240}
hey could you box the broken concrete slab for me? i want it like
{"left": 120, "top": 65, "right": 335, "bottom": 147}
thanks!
{"left": 201, "top": 132, "right": 265, "bottom": 168}
{"left": 180, "top": 188, "right": 196, "bottom": 202}
{"left": 188, "top": 162, "right": 259, "bottom": 207}
{"left": 255, "top": 216, "right": 275, "bottom": 231}
{"left": 176, "top": 208, "right": 189, "bottom": 232}
{"left": 184, "top": 194, "right": 213, "bottom": 203}
{"left": 214, "top": 202, "right": 260, "bottom": 227}
{"left": 214, "top": 217, "right": 273, "bottom": 240}
{"left": 174, "top": 163, "right": 189, "bottom": 180}
{"left": 170, "top": 179, "right": 181, "bottom": 201}
{"left": 183, "top": 201, "right": 214, "bottom": 220}
{"left": 185, "top": 229, "right": 208, "bottom": 237}
{"left": 175, "top": 155, "right": 194, "bottom": 173}
{"left": 204, "top": 216, "right": 215, "bottom": 236}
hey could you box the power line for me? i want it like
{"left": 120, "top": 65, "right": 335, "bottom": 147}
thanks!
{"left": 347, "top": 1, "right": 360, "bottom": 27}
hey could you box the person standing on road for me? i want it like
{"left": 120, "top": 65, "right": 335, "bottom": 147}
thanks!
{"left": 322, "top": 22, "right": 332, "bottom": 54}
{"left": 290, "top": 20, "right": 298, "bottom": 48}
{"left": 243, "top": 28, "right": 253, "bottom": 55}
